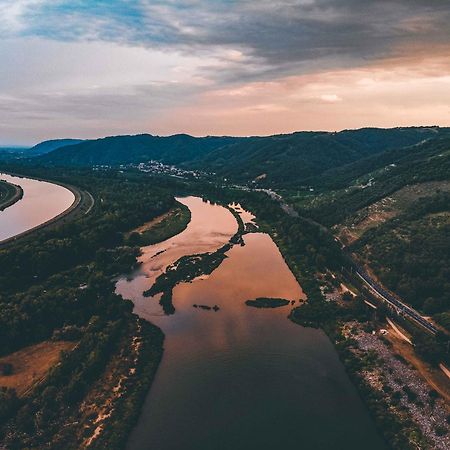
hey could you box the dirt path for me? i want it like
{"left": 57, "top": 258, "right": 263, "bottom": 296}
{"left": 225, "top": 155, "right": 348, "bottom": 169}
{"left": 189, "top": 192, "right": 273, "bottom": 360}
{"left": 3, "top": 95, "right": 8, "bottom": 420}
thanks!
{"left": 132, "top": 211, "right": 171, "bottom": 234}
{"left": 386, "top": 317, "right": 413, "bottom": 345}
{"left": 440, "top": 364, "right": 450, "bottom": 381}
{"left": 385, "top": 330, "right": 450, "bottom": 404}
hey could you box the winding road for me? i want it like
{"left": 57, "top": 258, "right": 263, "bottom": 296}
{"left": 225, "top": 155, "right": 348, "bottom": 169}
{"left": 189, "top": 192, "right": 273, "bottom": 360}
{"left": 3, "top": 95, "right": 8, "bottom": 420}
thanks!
{"left": 0, "top": 173, "right": 94, "bottom": 247}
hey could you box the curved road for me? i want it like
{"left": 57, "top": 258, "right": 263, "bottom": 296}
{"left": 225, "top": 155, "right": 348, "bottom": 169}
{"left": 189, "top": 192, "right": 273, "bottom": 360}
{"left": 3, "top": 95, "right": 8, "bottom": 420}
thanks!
{"left": 0, "top": 173, "right": 94, "bottom": 247}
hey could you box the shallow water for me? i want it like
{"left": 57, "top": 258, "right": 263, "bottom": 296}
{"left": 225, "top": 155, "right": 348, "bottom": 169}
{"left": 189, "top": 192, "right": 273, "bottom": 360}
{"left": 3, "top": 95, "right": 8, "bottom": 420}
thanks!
{"left": 116, "top": 197, "right": 385, "bottom": 450}
{"left": 0, "top": 173, "right": 75, "bottom": 242}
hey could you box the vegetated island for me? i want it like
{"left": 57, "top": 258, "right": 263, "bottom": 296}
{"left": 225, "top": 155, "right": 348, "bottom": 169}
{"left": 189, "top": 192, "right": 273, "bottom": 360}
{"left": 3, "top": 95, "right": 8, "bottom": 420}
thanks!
{"left": 0, "top": 179, "right": 23, "bottom": 211}
{"left": 245, "top": 297, "right": 291, "bottom": 308}
{"left": 143, "top": 202, "right": 245, "bottom": 315}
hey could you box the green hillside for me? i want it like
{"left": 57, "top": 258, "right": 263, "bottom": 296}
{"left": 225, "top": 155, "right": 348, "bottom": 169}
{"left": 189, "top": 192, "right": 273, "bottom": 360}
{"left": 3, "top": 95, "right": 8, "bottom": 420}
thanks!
{"left": 296, "top": 134, "right": 450, "bottom": 226}
{"left": 34, "top": 128, "right": 449, "bottom": 185}
{"left": 30, "top": 139, "right": 84, "bottom": 155}
{"left": 36, "top": 134, "right": 242, "bottom": 166}
{"left": 293, "top": 135, "right": 450, "bottom": 330}
{"left": 195, "top": 127, "right": 449, "bottom": 184}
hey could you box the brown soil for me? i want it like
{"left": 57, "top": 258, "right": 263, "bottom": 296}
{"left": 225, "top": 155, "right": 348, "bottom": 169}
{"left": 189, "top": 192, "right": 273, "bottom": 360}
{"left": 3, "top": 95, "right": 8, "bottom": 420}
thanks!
{"left": 131, "top": 211, "right": 172, "bottom": 234}
{"left": 0, "top": 340, "right": 77, "bottom": 395}
{"left": 384, "top": 327, "right": 450, "bottom": 406}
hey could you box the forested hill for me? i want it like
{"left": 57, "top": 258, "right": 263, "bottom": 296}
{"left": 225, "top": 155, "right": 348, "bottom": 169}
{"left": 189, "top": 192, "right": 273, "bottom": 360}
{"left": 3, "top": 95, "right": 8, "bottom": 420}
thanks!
{"left": 192, "top": 127, "right": 449, "bottom": 184}
{"left": 30, "top": 138, "right": 85, "bottom": 155}
{"left": 35, "top": 134, "right": 243, "bottom": 166}
{"left": 34, "top": 127, "right": 449, "bottom": 183}
{"left": 299, "top": 134, "right": 450, "bottom": 226}
{"left": 308, "top": 132, "right": 450, "bottom": 191}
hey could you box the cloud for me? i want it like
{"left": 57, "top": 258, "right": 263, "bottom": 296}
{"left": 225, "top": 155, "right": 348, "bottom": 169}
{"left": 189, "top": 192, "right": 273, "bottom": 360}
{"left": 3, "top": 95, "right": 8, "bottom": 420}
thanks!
{"left": 149, "top": 51, "right": 450, "bottom": 136}
{"left": 0, "top": 1, "right": 449, "bottom": 143}
{"left": 320, "top": 94, "right": 342, "bottom": 103}
{"left": 2, "top": 1, "right": 450, "bottom": 82}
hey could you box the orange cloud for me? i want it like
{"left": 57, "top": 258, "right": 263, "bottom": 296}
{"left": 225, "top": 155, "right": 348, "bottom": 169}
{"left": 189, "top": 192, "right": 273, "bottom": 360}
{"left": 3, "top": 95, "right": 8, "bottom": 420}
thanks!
{"left": 151, "top": 49, "right": 450, "bottom": 136}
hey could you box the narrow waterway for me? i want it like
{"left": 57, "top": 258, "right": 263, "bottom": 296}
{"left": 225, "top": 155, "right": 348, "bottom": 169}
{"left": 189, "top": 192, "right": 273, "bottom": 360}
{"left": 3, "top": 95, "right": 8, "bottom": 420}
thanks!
{"left": 0, "top": 173, "right": 75, "bottom": 242}
{"left": 116, "top": 196, "right": 385, "bottom": 450}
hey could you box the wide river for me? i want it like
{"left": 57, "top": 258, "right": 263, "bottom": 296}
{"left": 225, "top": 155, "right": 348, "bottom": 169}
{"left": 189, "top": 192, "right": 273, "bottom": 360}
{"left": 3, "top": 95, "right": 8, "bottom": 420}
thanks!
{"left": 116, "top": 196, "right": 386, "bottom": 450}
{"left": 0, "top": 173, "right": 75, "bottom": 243}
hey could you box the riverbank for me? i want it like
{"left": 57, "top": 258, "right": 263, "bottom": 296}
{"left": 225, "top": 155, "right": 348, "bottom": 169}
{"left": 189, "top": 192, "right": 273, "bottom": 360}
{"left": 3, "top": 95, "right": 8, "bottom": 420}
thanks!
{"left": 0, "top": 171, "right": 185, "bottom": 449}
{"left": 80, "top": 317, "right": 164, "bottom": 450}
{"left": 119, "top": 195, "right": 385, "bottom": 450}
{"left": 0, "top": 172, "right": 94, "bottom": 248}
{"left": 127, "top": 201, "right": 191, "bottom": 246}
{"left": 262, "top": 214, "right": 448, "bottom": 448}
{"left": 0, "top": 179, "right": 23, "bottom": 211}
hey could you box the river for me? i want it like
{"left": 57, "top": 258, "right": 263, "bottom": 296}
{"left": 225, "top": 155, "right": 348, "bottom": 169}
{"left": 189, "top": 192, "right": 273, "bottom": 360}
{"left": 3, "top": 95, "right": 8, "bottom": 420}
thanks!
{"left": 0, "top": 173, "right": 75, "bottom": 243}
{"left": 116, "top": 196, "right": 385, "bottom": 450}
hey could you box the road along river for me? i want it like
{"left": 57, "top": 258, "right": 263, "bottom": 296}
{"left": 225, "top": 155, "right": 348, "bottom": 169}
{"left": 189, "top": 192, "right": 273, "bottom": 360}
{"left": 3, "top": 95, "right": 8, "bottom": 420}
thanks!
{"left": 116, "top": 196, "right": 386, "bottom": 450}
{"left": 0, "top": 173, "right": 75, "bottom": 243}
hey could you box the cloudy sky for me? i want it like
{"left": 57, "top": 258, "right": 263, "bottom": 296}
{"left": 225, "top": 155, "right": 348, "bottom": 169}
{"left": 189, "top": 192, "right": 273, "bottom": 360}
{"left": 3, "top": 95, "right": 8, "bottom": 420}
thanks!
{"left": 1, "top": 0, "right": 450, "bottom": 145}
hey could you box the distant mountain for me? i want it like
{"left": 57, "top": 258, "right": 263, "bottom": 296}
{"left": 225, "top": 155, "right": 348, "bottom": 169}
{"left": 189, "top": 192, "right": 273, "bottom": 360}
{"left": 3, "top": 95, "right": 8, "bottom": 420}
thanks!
{"left": 36, "top": 134, "right": 242, "bottom": 166}
{"left": 34, "top": 127, "right": 450, "bottom": 185}
{"left": 312, "top": 130, "right": 450, "bottom": 190}
{"left": 0, "top": 147, "right": 31, "bottom": 161}
{"left": 193, "top": 127, "right": 450, "bottom": 184}
{"left": 0, "top": 146, "right": 30, "bottom": 153}
{"left": 303, "top": 133, "right": 450, "bottom": 227}
{"left": 30, "top": 139, "right": 85, "bottom": 155}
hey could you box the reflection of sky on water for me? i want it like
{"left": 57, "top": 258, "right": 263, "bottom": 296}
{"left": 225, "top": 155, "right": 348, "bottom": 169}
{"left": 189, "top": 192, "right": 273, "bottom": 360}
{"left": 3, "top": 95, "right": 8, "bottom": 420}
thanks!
{"left": 117, "top": 196, "right": 385, "bottom": 450}
{"left": 0, "top": 173, "right": 75, "bottom": 242}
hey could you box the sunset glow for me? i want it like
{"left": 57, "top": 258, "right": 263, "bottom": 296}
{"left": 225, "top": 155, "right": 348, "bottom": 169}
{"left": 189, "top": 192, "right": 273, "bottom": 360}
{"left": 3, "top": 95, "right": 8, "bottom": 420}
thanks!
{"left": 1, "top": 1, "right": 450, "bottom": 144}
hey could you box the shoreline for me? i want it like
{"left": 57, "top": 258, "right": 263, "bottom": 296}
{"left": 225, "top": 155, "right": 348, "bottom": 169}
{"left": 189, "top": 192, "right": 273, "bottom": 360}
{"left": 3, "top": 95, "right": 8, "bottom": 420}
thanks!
{"left": 0, "top": 179, "right": 23, "bottom": 211}
{"left": 255, "top": 204, "right": 449, "bottom": 448}
{"left": 0, "top": 171, "right": 94, "bottom": 248}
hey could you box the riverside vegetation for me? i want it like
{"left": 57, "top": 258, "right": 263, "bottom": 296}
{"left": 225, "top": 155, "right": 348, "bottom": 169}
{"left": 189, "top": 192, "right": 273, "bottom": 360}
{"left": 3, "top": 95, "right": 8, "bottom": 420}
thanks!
{"left": 0, "top": 179, "right": 23, "bottom": 211}
{"left": 245, "top": 298, "right": 291, "bottom": 308}
{"left": 2, "top": 127, "right": 450, "bottom": 449}
{"left": 189, "top": 182, "right": 449, "bottom": 449}
{"left": 0, "top": 166, "right": 190, "bottom": 449}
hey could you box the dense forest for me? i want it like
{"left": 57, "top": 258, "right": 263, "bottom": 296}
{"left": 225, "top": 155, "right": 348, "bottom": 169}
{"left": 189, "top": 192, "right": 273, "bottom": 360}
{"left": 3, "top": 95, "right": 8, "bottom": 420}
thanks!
{"left": 29, "top": 127, "right": 450, "bottom": 186}
{"left": 293, "top": 135, "right": 450, "bottom": 227}
{"left": 35, "top": 134, "right": 243, "bottom": 166}
{"left": 0, "top": 167, "right": 186, "bottom": 448}
{"left": 1, "top": 125, "right": 450, "bottom": 448}
{"left": 353, "top": 193, "right": 450, "bottom": 320}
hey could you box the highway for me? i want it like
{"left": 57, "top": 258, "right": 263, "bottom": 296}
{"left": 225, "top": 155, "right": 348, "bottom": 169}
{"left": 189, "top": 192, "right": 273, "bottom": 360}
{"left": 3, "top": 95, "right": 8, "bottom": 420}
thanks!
{"left": 255, "top": 186, "right": 439, "bottom": 335}
{"left": 353, "top": 264, "right": 438, "bottom": 335}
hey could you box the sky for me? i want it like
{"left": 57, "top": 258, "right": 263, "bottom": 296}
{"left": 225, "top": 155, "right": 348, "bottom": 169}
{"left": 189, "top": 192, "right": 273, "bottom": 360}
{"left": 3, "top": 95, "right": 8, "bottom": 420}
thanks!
{"left": 1, "top": 0, "right": 450, "bottom": 145}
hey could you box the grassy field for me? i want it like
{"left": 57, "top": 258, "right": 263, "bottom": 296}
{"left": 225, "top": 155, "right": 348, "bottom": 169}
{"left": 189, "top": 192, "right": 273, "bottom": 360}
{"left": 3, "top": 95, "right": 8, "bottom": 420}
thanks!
{"left": 128, "top": 201, "right": 191, "bottom": 246}
{"left": 0, "top": 340, "right": 77, "bottom": 395}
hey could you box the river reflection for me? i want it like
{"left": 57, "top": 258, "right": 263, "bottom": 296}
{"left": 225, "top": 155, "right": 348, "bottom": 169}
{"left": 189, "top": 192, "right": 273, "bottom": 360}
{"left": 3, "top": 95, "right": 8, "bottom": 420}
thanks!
{"left": 0, "top": 173, "right": 75, "bottom": 242}
{"left": 116, "top": 197, "right": 385, "bottom": 450}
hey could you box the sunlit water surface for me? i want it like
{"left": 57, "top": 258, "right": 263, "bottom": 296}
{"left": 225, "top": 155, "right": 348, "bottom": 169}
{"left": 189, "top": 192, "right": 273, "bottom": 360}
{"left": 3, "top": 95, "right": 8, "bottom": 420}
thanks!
{"left": 116, "top": 196, "right": 385, "bottom": 450}
{"left": 0, "top": 173, "right": 75, "bottom": 242}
